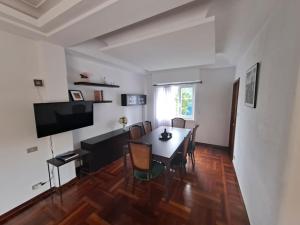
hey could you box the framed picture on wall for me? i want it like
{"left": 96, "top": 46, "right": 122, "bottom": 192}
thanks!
{"left": 245, "top": 63, "right": 260, "bottom": 108}
{"left": 69, "top": 90, "right": 84, "bottom": 101}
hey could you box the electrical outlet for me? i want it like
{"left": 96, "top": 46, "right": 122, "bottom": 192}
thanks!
{"left": 27, "top": 146, "right": 38, "bottom": 153}
{"left": 32, "top": 183, "right": 41, "bottom": 190}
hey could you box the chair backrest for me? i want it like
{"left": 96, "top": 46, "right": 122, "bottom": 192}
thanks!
{"left": 171, "top": 117, "right": 186, "bottom": 128}
{"left": 129, "top": 125, "right": 143, "bottom": 140}
{"left": 128, "top": 141, "right": 152, "bottom": 171}
{"left": 143, "top": 121, "right": 152, "bottom": 134}
{"left": 183, "top": 131, "right": 192, "bottom": 159}
{"left": 191, "top": 125, "right": 199, "bottom": 144}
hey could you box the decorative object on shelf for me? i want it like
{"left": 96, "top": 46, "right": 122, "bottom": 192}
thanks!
{"left": 159, "top": 128, "right": 172, "bottom": 141}
{"left": 121, "top": 94, "right": 146, "bottom": 106}
{"left": 69, "top": 90, "right": 84, "bottom": 101}
{"left": 119, "top": 116, "right": 128, "bottom": 130}
{"left": 74, "top": 82, "right": 119, "bottom": 88}
{"left": 103, "top": 76, "right": 106, "bottom": 84}
{"left": 94, "top": 90, "right": 104, "bottom": 102}
{"left": 100, "top": 90, "right": 104, "bottom": 101}
{"left": 245, "top": 62, "right": 260, "bottom": 108}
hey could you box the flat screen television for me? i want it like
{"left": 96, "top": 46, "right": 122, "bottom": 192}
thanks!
{"left": 34, "top": 101, "right": 93, "bottom": 138}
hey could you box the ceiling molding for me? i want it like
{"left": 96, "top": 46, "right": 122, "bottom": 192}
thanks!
{"left": 0, "top": 0, "right": 195, "bottom": 46}
{"left": 100, "top": 16, "right": 215, "bottom": 51}
{"left": 46, "top": 0, "right": 118, "bottom": 36}
{"left": 66, "top": 48, "right": 147, "bottom": 75}
{"left": 37, "top": 0, "right": 83, "bottom": 27}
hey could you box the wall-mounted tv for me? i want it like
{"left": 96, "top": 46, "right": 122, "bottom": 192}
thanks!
{"left": 34, "top": 101, "right": 93, "bottom": 138}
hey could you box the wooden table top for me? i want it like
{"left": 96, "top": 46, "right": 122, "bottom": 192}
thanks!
{"left": 137, "top": 126, "right": 191, "bottom": 159}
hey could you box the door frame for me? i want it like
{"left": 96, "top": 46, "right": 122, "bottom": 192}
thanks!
{"left": 229, "top": 78, "right": 240, "bottom": 160}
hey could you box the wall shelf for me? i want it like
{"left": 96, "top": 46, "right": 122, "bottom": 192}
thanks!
{"left": 92, "top": 101, "right": 112, "bottom": 103}
{"left": 74, "top": 82, "right": 120, "bottom": 88}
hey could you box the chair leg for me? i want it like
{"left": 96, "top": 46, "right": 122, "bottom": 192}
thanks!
{"left": 191, "top": 151, "right": 195, "bottom": 168}
{"left": 132, "top": 176, "right": 136, "bottom": 194}
{"left": 179, "top": 165, "right": 183, "bottom": 181}
{"left": 147, "top": 182, "right": 152, "bottom": 206}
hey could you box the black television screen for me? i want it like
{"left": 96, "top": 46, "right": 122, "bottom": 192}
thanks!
{"left": 34, "top": 101, "right": 93, "bottom": 138}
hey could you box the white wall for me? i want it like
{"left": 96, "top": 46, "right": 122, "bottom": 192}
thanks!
{"left": 0, "top": 31, "right": 75, "bottom": 215}
{"left": 149, "top": 66, "right": 235, "bottom": 146}
{"left": 277, "top": 61, "right": 300, "bottom": 225}
{"left": 66, "top": 53, "right": 146, "bottom": 148}
{"left": 198, "top": 67, "right": 235, "bottom": 146}
{"left": 233, "top": 0, "right": 300, "bottom": 224}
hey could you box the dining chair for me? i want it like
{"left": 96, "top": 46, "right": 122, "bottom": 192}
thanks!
{"left": 171, "top": 117, "right": 186, "bottom": 128}
{"left": 171, "top": 131, "right": 191, "bottom": 176}
{"left": 143, "top": 121, "right": 152, "bottom": 134}
{"left": 188, "top": 125, "right": 199, "bottom": 167}
{"left": 129, "top": 125, "right": 143, "bottom": 140}
{"left": 128, "top": 141, "right": 165, "bottom": 189}
{"left": 124, "top": 125, "right": 143, "bottom": 177}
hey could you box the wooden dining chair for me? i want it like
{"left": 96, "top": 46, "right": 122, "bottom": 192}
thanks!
{"left": 171, "top": 117, "right": 186, "bottom": 128}
{"left": 143, "top": 121, "right": 152, "bottom": 134}
{"left": 188, "top": 125, "right": 199, "bottom": 167}
{"left": 128, "top": 141, "right": 165, "bottom": 182}
{"left": 129, "top": 125, "right": 143, "bottom": 140}
{"left": 171, "top": 131, "right": 191, "bottom": 175}
{"left": 124, "top": 125, "right": 143, "bottom": 176}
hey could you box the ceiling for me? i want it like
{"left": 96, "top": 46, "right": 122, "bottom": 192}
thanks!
{"left": 0, "top": 0, "right": 62, "bottom": 18}
{"left": 0, "top": 0, "right": 280, "bottom": 74}
{"left": 101, "top": 18, "right": 215, "bottom": 71}
{"left": 0, "top": 0, "right": 194, "bottom": 43}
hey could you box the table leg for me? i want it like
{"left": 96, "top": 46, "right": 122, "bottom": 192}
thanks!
{"left": 123, "top": 146, "right": 128, "bottom": 184}
{"left": 57, "top": 167, "right": 61, "bottom": 188}
{"left": 47, "top": 163, "right": 52, "bottom": 189}
{"left": 164, "top": 162, "right": 171, "bottom": 200}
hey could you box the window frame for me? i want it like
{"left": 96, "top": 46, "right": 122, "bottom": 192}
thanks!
{"left": 175, "top": 85, "right": 196, "bottom": 120}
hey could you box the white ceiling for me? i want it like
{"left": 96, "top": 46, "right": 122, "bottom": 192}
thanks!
{"left": 0, "top": 0, "right": 280, "bottom": 73}
{"left": 0, "top": 0, "right": 62, "bottom": 18}
{"left": 0, "top": 0, "right": 194, "bottom": 44}
{"left": 102, "top": 18, "right": 215, "bottom": 71}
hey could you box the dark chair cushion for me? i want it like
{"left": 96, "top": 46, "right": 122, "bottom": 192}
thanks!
{"left": 133, "top": 161, "right": 165, "bottom": 181}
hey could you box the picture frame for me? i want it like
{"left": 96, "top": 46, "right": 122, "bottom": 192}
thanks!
{"left": 245, "top": 63, "right": 260, "bottom": 108}
{"left": 69, "top": 90, "right": 84, "bottom": 101}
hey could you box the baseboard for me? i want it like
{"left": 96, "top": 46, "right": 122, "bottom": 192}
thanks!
{"left": 196, "top": 142, "right": 229, "bottom": 151}
{"left": 0, "top": 177, "right": 78, "bottom": 223}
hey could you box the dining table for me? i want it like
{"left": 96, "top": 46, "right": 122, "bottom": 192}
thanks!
{"left": 124, "top": 126, "right": 191, "bottom": 199}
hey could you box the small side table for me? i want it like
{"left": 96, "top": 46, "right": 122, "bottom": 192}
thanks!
{"left": 46, "top": 149, "right": 90, "bottom": 188}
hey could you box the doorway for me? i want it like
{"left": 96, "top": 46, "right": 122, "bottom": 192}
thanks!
{"left": 229, "top": 78, "right": 240, "bottom": 160}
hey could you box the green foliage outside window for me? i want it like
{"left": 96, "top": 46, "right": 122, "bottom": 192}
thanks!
{"left": 175, "top": 87, "right": 194, "bottom": 118}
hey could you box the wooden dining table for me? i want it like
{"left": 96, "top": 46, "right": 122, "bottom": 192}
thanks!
{"left": 124, "top": 126, "right": 191, "bottom": 199}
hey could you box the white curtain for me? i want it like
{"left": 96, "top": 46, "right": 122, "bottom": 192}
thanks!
{"left": 153, "top": 85, "right": 178, "bottom": 127}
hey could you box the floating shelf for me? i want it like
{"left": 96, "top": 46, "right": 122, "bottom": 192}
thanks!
{"left": 92, "top": 100, "right": 112, "bottom": 103}
{"left": 74, "top": 82, "right": 120, "bottom": 88}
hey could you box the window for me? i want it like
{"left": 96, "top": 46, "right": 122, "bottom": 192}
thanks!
{"left": 154, "top": 85, "right": 195, "bottom": 126}
{"left": 175, "top": 86, "right": 195, "bottom": 120}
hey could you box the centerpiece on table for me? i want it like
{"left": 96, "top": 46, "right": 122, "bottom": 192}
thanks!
{"left": 119, "top": 116, "right": 128, "bottom": 130}
{"left": 159, "top": 128, "right": 172, "bottom": 141}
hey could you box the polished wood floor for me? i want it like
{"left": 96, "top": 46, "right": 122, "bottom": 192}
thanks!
{"left": 2, "top": 145, "right": 250, "bottom": 225}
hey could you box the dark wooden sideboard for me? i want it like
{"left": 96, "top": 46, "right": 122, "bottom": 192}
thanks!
{"left": 81, "top": 123, "right": 143, "bottom": 172}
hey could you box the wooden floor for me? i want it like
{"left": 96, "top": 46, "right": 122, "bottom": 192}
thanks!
{"left": 2, "top": 145, "right": 250, "bottom": 225}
